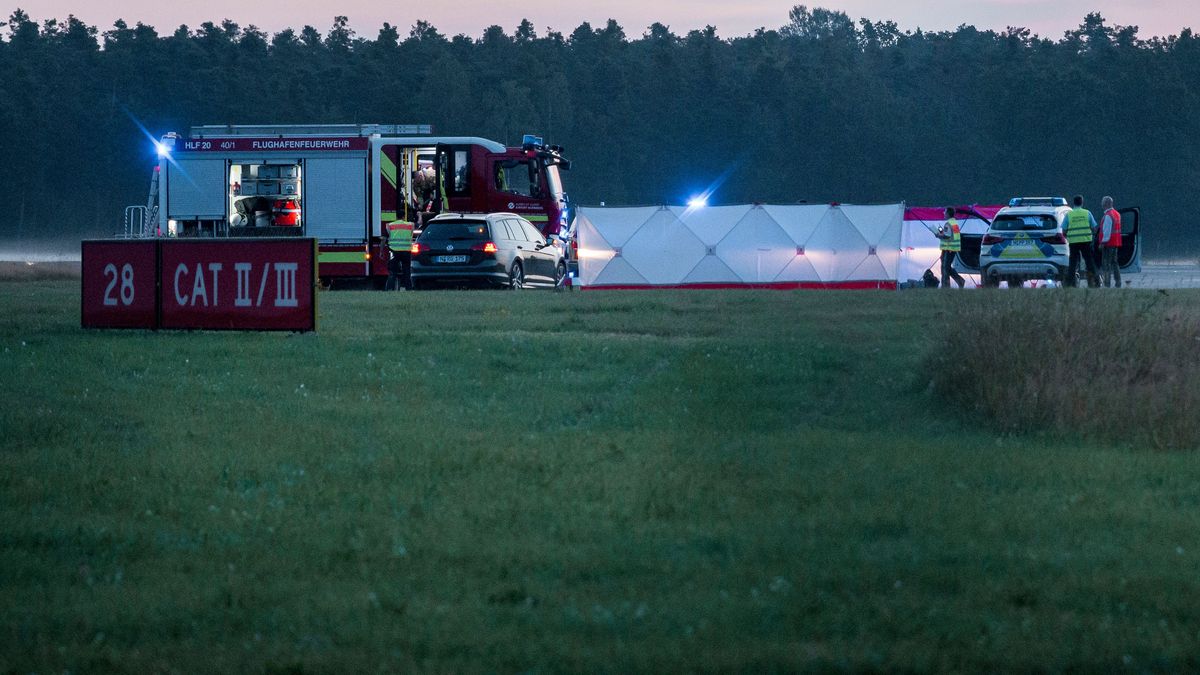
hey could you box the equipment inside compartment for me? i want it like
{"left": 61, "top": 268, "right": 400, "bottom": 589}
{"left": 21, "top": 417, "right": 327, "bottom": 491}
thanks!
{"left": 228, "top": 162, "right": 303, "bottom": 234}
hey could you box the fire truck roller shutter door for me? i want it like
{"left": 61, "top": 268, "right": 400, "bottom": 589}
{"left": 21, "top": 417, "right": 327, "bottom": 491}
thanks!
{"left": 167, "top": 158, "right": 226, "bottom": 220}
{"left": 305, "top": 158, "right": 367, "bottom": 241}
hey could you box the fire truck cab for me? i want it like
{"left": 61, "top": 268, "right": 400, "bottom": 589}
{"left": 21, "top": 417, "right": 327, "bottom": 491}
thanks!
{"left": 150, "top": 124, "right": 572, "bottom": 279}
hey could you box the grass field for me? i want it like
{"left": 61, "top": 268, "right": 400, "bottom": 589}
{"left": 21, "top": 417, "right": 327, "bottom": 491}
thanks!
{"left": 2, "top": 281, "right": 1200, "bottom": 672}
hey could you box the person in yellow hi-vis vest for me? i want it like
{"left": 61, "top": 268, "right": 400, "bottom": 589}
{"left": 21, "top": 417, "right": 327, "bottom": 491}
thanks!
{"left": 385, "top": 220, "right": 414, "bottom": 291}
{"left": 936, "top": 207, "right": 966, "bottom": 289}
{"left": 1064, "top": 194, "right": 1100, "bottom": 288}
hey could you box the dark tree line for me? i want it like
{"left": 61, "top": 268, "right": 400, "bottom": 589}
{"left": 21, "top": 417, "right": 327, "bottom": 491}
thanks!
{"left": 1, "top": 6, "right": 1197, "bottom": 253}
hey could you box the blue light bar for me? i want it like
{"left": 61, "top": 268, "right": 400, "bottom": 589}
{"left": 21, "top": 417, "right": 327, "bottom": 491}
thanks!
{"left": 1009, "top": 197, "right": 1067, "bottom": 207}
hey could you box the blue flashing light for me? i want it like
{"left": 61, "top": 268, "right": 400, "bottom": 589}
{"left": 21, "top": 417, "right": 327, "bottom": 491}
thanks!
{"left": 155, "top": 142, "right": 170, "bottom": 158}
{"left": 1009, "top": 197, "right": 1068, "bottom": 208}
{"left": 687, "top": 196, "right": 708, "bottom": 209}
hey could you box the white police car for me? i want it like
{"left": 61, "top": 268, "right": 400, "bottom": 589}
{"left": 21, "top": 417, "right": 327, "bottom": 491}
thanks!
{"left": 977, "top": 197, "right": 1071, "bottom": 287}
{"left": 973, "top": 197, "right": 1142, "bottom": 287}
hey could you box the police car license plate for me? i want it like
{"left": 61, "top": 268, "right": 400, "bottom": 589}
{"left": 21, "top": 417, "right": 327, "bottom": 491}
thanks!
{"left": 434, "top": 255, "right": 468, "bottom": 264}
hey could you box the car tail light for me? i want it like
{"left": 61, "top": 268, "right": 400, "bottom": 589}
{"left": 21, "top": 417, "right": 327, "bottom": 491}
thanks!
{"left": 982, "top": 234, "right": 1003, "bottom": 245}
{"left": 411, "top": 242, "right": 422, "bottom": 255}
{"left": 471, "top": 241, "right": 498, "bottom": 254}
{"left": 1043, "top": 232, "right": 1067, "bottom": 245}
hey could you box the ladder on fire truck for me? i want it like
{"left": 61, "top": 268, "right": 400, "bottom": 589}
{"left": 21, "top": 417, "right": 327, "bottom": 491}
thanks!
{"left": 123, "top": 166, "right": 160, "bottom": 238}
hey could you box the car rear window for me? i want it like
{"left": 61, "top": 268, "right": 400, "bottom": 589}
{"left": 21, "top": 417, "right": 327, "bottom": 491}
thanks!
{"left": 992, "top": 214, "right": 1058, "bottom": 231}
{"left": 420, "top": 220, "right": 489, "bottom": 240}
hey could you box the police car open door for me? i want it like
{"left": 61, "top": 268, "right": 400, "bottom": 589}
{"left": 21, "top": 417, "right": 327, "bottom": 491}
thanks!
{"left": 1117, "top": 207, "right": 1141, "bottom": 274}
{"left": 949, "top": 206, "right": 990, "bottom": 276}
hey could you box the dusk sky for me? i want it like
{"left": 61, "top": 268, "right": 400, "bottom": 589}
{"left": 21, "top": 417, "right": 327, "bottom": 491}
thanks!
{"left": 13, "top": 1, "right": 1200, "bottom": 40}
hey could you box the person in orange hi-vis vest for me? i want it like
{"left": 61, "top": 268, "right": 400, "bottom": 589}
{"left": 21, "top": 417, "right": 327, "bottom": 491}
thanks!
{"left": 1098, "top": 196, "right": 1123, "bottom": 288}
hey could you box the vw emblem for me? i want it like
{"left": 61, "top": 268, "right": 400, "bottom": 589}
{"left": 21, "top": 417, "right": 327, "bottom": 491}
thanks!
{"left": 446, "top": 244, "right": 454, "bottom": 251}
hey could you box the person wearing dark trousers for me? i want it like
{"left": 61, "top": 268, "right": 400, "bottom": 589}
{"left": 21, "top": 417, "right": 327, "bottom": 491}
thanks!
{"left": 1064, "top": 194, "right": 1099, "bottom": 288}
{"left": 936, "top": 207, "right": 966, "bottom": 288}
{"left": 1098, "top": 196, "right": 1123, "bottom": 288}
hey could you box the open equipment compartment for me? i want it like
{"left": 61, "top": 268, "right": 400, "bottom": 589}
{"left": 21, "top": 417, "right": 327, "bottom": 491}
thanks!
{"left": 229, "top": 160, "right": 304, "bottom": 235}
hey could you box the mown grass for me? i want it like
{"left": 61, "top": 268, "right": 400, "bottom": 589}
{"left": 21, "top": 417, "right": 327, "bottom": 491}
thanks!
{"left": 929, "top": 290, "right": 1200, "bottom": 450}
{"left": 2, "top": 282, "right": 1200, "bottom": 673}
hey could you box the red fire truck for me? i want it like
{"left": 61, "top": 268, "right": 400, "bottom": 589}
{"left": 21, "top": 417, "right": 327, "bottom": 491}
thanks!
{"left": 131, "top": 124, "right": 573, "bottom": 279}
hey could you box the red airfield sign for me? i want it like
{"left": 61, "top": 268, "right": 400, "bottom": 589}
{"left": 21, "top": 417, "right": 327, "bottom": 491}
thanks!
{"left": 80, "top": 240, "right": 158, "bottom": 329}
{"left": 82, "top": 239, "right": 317, "bottom": 331}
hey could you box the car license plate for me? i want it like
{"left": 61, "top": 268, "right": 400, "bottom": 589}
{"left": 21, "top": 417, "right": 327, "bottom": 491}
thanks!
{"left": 434, "top": 255, "right": 468, "bottom": 264}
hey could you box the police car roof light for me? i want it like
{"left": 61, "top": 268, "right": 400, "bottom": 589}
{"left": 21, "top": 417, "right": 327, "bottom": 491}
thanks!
{"left": 1009, "top": 197, "right": 1067, "bottom": 207}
